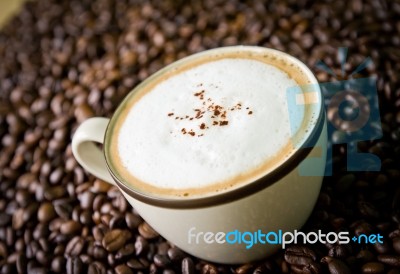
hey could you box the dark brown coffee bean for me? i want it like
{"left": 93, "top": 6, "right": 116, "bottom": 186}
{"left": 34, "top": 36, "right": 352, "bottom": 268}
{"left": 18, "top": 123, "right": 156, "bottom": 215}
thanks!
{"left": 285, "top": 245, "right": 317, "bottom": 266}
{"left": 154, "top": 254, "right": 171, "bottom": 268}
{"left": 362, "top": 262, "right": 385, "bottom": 274}
{"left": 93, "top": 246, "right": 107, "bottom": 260}
{"left": 37, "top": 202, "right": 56, "bottom": 223}
{"left": 138, "top": 222, "right": 159, "bottom": 239}
{"left": 49, "top": 167, "right": 64, "bottom": 184}
{"left": 127, "top": 258, "right": 149, "bottom": 269}
{"left": 66, "top": 236, "right": 85, "bottom": 257}
{"left": 15, "top": 190, "right": 31, "bottom": 207}
{"left": 91, "top": 180, "right": 112, "bottom": 193}
{"left": 74, "top": 103, "right": 94, "bottom": 123}
{"left": 336, "top": 174, "right": 355, "bottom": 192}
{"left": 60, "top": 220, "right": 82, "bottom": 235}
{"left": 51, "top": 256, "right": 66, "bottom": 273}
{"left": 36, "top": 250, "right": 50, "bottom": 265}
{"left": 357, "top": 250, "right": 375, "bottom": 263}
{"left": 125, "top": 212, "right": 141, "bottom": 229}
{"left": 29, "top": 267, "right": 46, "bottom": 274}
{"left": 16, "top": 254, "right": 27, "bottom": 274}
{"left": 0, "top": 213, "right": 11, "bottom": 227}
{"left": 66, "top": 257, "right": 83, "bottom": 274}
{"left": 107, "top": 253, "right": 115, "bottom": 267}
{"left": 88, "top": 262, "right": 107, "bottom": 274}
{"left": 115, "top": 264, "right": 133, "bottom": 274}
{"left": 291, "top": 262, "right": 322, "bottom": 274}
{"left": 78, "top": 192, "right": 94, "bottom": 210}
{"left": 377, "top": 255, "right": 400, "bottom": 267}
{"left": 79, "top": 210, "right": 93, "bottom": 225}
{"left": 92, "top": 225, "right": 106, "bottom": 242}
{"left": 328, "top": 245, "right": 349, "bottom": 258}
{"left": 109, "top": 214, "right": 125, "bottom": 229}
{"left": 202, "top": 263, "right": 218, "bottom": 274}
{"left": 115, "top": 243, "right": 135, "bottom": 259}
{"left": 235, "top": 264, "right": 253, "bottom": 274}
{"left": 358, "top": 201, "right": 380, "bottom": 219}
{"left": 374, "top": 241, "right": 391, "bottom": 254}
{"left": 12, "top": 208, "right": 25, "bottom": 230}
{"left": 393, "top": 238, "right": 400, "bottom": 254}
{"left": 135, "top": 236, "right": 148, "bottom": 256}
{"left": 181, "top": 257, "right": 195, "bottom": 274}
{"left": 321, "top": 256, "right": 351, "bottom": 274}
{"left": 44, "top": 186, "right": 66, "bottom": 200}
{"left": 79, "top": 254, "right": 92, "bottom": 264}
{"left": 53, "top": 199, "right": 74, "bottom": 219}
{"left": 167, "top": 247, "right": 185, "bottom": 262}
{"left": 102, "top": 229, "right": 131, "bottom": 252}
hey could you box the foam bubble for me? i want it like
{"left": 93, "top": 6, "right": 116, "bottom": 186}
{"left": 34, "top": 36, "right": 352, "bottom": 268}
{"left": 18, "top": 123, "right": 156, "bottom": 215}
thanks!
{"left": 117, "top": 58, "right": 302, "bottom": 191}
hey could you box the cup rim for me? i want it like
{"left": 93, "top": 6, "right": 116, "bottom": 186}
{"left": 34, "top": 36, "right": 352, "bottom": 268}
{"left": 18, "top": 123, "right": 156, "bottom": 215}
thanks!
{"left": 103, "top": 46, "right": 324, "bottom": 208}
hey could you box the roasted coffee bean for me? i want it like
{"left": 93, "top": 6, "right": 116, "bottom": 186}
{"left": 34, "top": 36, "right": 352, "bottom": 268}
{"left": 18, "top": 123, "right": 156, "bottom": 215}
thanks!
{"left": 12, "top": 208, "right": 25, "bottom": 230}
{"left": 88, "top": 262, "right": 107, "bottom": 274}
{"left": 92, "top": 180, "right": 111, "bottom": 193}
{"left": 138, "top": 222, "right": 159, "bottom": 239}
{"left": 202, "top": 263, "right": 218, "bottom": 274}
{"left": 53, "top": 199, "right": 74, "bottom": 219}
{"left": 51, "top": 256, "right": 66, "bottom": 273}
{"left": 374, "top": 241, "right": 391, "bottom": 254}
{"left": 125, "top": 213, "right": 141, "bottom": 229}
{"left": 29, "top": 267, "right": 46, "bottom": 274}
{"left": 65, "top": 236, "right": 85, "bottom": 257}
{"left": 134, "top": 236, "right": 148, "bottom": 256}
{"left": 290, "top": 262, "right": 321, "bottom": 274}
{"left": 44, "top": 186, "right": 66, "bottom": 200}
{"left": 235, "top": 264, "right": 253, "bottom": 274}
{"left": 0, "top": 213, "right": 11, "bottom": 227}
{"left": 102, "top": 229, "right": 131, "bottom": 252}
{"left": 362, "top": 262, "right": 385, "bottom": 274}
{"left": 37, "top": 202, "right": 56, "bottom": 223}
{"left": 78, "top": 192, "right": 95, "bottom": 210}
{"left": 328, "top": 245, "right": 349, "bottom": 258}
{"left": 168, "top": 247, "right": 185, "bottom": 262}
{"left": 284, "top": 246, "right": 317, "bottom": 266}
{"left": 115, "top": 264, "right": 133, "bottom": 274}
{"left": 358, "top": 201, "right": 380, "bottom": 219}
{"left": 181, "top": 257, "right": 195, "bottom": 274}
{"left": 127, "top": 258, "right": 149, "bottom": 269}
{"left": 93, "top": 246, "right": 107, "bottom": 260}
{"left": 321, "top": 256, "right": 351, "bottom": 274}
{"left": 357, "top": 250, "right": 375, "bottom": 263}
{"left": 110, "top": 214, "right": 125, "bottom": 229}
{"left": 60, "top": 221, "right": 82, "bottom": 235}
{"left": 107, "top": 253, "right": 115, "bottom": 267}
{"left": 153, "top": 254, "right": 171, "bottom": 268}
{"left": 36, "top": 250, "right": 50, "bottom": 265}
{"left": 66, "top": 257, "right": 83, "bottom": 274}
{"left": 16, "top": 254, "right": 27, "bottom": 274}
{"left": 79, "top": 210, "right": 93, "bottom": 226}
{"left": 15, "top": 190, "right": 31, "bottom": 207}
{"left": 115, "top": 243, "right": 135, "bottom": 259}
{"left": 377, "top": 255, "right": 400, "bottom": 267}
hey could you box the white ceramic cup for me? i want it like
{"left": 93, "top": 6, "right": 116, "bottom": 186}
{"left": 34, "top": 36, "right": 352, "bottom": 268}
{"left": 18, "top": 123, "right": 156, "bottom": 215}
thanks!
{"left": 72, "top": 46, "right": 327, "bottom": 264}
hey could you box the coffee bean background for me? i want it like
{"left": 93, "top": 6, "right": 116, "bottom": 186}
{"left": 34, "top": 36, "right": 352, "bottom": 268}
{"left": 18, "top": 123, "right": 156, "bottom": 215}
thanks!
{"left": 0, "top": 0, "right": 399, "bottom": 273}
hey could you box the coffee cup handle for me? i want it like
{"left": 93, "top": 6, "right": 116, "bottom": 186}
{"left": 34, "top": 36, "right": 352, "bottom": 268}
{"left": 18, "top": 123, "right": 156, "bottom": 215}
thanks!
{"left": 72, "top": 117, "right": 115, "bottom": 185}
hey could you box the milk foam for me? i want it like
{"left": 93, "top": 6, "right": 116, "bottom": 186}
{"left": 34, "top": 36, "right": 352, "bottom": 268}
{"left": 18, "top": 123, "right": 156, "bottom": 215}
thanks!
{"left": 116, "top": 58, "right": 303, "bottom": 190}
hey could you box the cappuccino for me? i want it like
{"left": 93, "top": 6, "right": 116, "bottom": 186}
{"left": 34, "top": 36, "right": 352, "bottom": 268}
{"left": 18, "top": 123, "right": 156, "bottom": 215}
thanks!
{"left": 107, "top": 48, "right": 316, "bottom": 197}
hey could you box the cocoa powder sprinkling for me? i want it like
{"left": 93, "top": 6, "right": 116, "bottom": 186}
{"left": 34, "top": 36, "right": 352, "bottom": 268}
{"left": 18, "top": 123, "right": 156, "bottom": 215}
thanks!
{"left": 168, "top": 89, "right": 253, "bottom": 136}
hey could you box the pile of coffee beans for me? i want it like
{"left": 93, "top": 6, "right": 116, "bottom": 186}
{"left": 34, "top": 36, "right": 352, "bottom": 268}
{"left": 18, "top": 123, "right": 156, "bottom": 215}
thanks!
{"left": 0, "top": 0, "right": 399, "bottom": 273}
